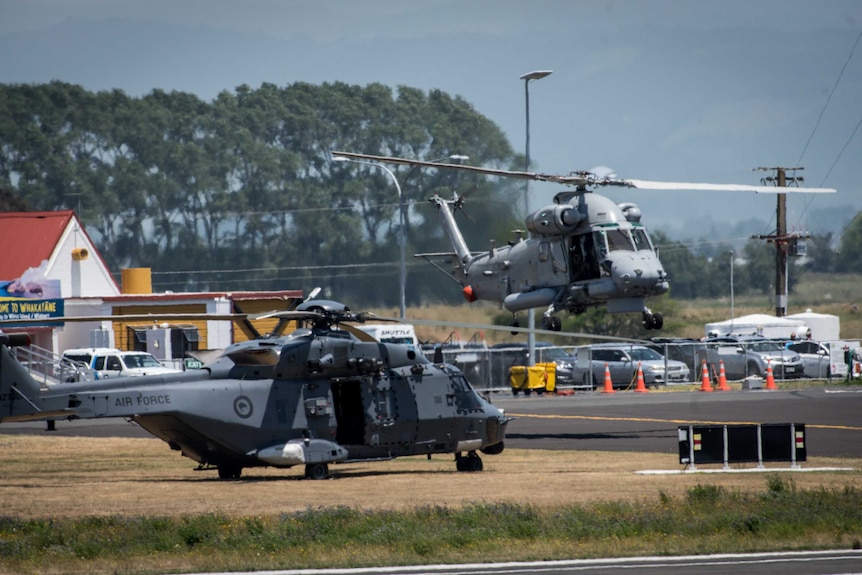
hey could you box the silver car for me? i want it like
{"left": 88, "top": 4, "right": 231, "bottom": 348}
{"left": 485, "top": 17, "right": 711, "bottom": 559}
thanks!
{"left": 699, "top": 336, "right": 804, "bottom": 380}
{"left": 574, "top": 344, "right": 691, "bottom": 389}
{"left": 787, "top": 340, "right": 845, "bottom": 379}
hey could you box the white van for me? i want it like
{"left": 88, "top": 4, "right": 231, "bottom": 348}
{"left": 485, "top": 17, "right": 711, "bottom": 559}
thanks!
{"left": 61, "top": 347, "right": 183, "bottom": 380}
{"left": 355, "top": 324, "right": 419, "bottom": 346}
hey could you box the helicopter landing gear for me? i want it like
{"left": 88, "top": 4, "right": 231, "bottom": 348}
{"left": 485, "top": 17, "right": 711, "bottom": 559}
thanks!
{"left": 217, "top": 464, "right": 242, "bottom": 480}
{"left": 455, "top": 451, "right": 484, "bottom": 472}
{"left": 541, "top": 315, "right": 562, "bottom": 331}
{"left": 304, "top": 462, "right": 329, "bottom": 480}
{"left": 642, "top": 309, "right": 664, "bottom": 330}
{"left": 510, "top": 317, "right": 520, "bottom": 335}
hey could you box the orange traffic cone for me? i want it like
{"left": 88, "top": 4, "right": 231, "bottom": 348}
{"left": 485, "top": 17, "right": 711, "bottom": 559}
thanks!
{"left": 716, "top": 360, "right": 730, "bottom": 391}
{"left": 764, "top": 359, "right": 777, "bottom": 390}
{"left": 634, "top": 362, "right": 649, "bottom": 392}
{"left": 601, "top": 363, "right": 616, "bottom": 394}
{"left": 699, "top": 360, "right": 713, "bottom": 392}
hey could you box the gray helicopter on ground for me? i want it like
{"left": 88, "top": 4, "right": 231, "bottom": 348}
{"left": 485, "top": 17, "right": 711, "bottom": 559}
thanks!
{"left": 0, "top": 300, "right": 509, "bottom": 480}
{"left": 331, "top": 152, "right": 836, "bottom": 331}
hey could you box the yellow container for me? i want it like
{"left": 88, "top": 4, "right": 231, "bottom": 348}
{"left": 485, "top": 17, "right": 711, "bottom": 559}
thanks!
{"left": 509, "top": 364, "right": 555, "bottom": 394}
{"left": 509, "top": 366, "right": 528, "bottom": 391}
{"left": 537, "top": 362, "right": 556, "bottom": 392}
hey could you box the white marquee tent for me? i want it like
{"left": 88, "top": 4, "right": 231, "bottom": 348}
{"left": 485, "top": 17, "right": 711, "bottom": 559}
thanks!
{"left": 704, "top": 313, "right": 808, "bottom": 340}
{"left": 786, "top": 310, "right": 841, "bottom": 341}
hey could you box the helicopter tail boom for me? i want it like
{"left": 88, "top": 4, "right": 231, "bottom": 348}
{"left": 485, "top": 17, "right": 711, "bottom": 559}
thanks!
{"left": 430, "top": 195, "right": 472, "bottom": 264}
{"left": 0, "top": 336, "right": 50, "bottom": 422}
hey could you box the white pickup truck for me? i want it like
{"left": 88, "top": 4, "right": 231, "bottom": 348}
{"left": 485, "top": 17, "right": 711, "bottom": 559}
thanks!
{"left": 60, "top": 347, "right": 183, "bottom": 380}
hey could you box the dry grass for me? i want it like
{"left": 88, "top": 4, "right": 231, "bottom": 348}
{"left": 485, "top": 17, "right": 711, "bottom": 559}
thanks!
{"left": 1, "top": 435, "right": 858, "bottom": 519}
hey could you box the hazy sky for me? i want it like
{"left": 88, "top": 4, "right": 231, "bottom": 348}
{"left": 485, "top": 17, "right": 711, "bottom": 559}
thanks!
{"left": 1, "top": 0, "right": 860, "bottom": 242}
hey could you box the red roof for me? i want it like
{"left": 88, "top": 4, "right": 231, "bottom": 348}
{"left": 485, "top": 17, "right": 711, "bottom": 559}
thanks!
{"left": 0, "top": 211, "right": 75, "bottom": 280}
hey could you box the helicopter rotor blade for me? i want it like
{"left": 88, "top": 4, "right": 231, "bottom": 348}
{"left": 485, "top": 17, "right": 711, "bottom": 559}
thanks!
{"left": 618, "top": 179, "right": 837, "bottom": 194}
{"left": 379, "top": 316, "right": 650, "bottom": 343}
{"left": 452, "top": 185, "right": 479, "bottom": 223}
{"left": 331, "top": 151, "right": 591, "bottom": 187}
{"left": 332, "top": 151, "right": 838, "bottom": 195}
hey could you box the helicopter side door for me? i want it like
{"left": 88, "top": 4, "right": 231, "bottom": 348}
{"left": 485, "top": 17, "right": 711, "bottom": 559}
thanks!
{"left": 569, "top": 232, "right": 603, "bottom": 282}
{"left": 536, "top": 240, "right": 568, "bottom": 286}
{"left": 364, "top": 372, "right": 419, "bottom": 452}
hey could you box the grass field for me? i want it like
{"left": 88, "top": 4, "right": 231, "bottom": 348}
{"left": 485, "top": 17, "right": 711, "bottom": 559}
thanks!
{"left": 0, "top": 435, "right": 859, "bottom": 574}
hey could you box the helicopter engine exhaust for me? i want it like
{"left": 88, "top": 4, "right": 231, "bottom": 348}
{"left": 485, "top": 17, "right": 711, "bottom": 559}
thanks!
{"left": 526, "top": 205, "right": 582, "bottom": 235}
{"left": 503, "top": 288, "right": 557, "bottom": 312}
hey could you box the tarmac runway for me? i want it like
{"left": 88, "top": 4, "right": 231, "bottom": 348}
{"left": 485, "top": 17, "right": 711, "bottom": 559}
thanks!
{"left": 3, "top": 386, "right": 860, "bottom": 460}
{"left": 495, "top": 385, "right": 862, "bottom": 458}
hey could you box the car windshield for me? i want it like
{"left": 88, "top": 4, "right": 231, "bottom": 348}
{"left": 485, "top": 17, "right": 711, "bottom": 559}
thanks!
{"left": 629, "top": 347, "right": 663, "bottom": 361}
{"left": 124, "top": 354, "right": 163, "bottom": 368}
{"left": 62, "top": 354, "right": 91, "bottom": 366}
{"left": 538, "top": 347, "right": 572, "bottom": 361}
{"left": 746, "top": 341, "right": 786, "bottom": 353}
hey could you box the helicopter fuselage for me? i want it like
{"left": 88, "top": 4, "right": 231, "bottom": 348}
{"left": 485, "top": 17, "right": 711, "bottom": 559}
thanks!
{"left": 433, "top": 192, "right": 669, "bottom": 325}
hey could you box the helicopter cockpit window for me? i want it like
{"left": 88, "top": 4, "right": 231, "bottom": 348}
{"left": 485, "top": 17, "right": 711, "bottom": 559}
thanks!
{"left": 605, "top": 228, "right": 636, "bottom": 252}
{"left": 631, "top": 228, "right": 653, "bottom": 252}
{"left": 592, "top": 231, "right": 608, "bottom": 259}
{"left": 450, "top": 374, "right": 483, "bottom": 412}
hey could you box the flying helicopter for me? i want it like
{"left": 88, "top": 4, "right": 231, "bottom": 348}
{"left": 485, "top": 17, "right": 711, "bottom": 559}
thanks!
{"left": 0, "top": 299, "right": 510, "bottom": 480}
{"left": 330, "top": 151, "right": 836, "bottom": 331}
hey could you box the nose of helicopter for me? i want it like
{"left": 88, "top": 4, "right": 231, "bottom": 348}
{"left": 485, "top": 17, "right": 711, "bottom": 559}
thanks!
{"left": 609, "top": 253, "right": 668, "bottom": 296}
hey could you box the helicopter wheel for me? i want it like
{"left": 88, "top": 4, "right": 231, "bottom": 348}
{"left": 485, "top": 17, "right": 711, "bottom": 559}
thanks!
{"left": 541, "top": 316, "right": 562, "bottom": 331}
{"left": 456, "top": 452, "right": 483, "bottom": 472}
{"left": 305, "top": 462, "right": 329, "bottom": 480}
{"left": 217, "top": 465, "right": 242, "bottom": 480}
{"left": 642, "top": 311, "right": 663, "bottom": 330}
{"left": 510, "top": 318, "right": 520, "bottom": 335}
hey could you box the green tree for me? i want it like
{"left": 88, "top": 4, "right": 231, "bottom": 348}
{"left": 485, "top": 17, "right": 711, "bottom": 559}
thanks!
{"left": 837, "top": 212, "right": 862, "bottom": 274}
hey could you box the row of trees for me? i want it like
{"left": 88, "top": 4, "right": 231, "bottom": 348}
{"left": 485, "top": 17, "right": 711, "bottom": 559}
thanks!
{"left": 1, "top": 81, "right": 860, "bottom": 309}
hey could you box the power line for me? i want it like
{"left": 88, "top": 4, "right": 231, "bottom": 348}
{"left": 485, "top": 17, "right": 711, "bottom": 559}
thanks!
{"left": 818, "top": 114, "right": 862, "bottom": 187}
{"left": 796, "top": 28, "right": 862, "bottom": 168}
{"left": 148, "top": 261, "right": 401, "bottom": 277}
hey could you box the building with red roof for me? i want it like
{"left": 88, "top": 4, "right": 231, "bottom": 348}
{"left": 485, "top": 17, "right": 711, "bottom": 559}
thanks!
{"left": 0, "top": 210, "right": 119, "bottom": 298}
{"left": 1, "top": 211, "right": 302, "bottom": 364}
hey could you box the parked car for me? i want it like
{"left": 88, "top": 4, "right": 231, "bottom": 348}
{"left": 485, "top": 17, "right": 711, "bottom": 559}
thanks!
{"left": 646, "top": 338, "right": 705, "bottom": 378}
{"left": 698, "top": 336, "right": 804, "bottom": 380}
{"left": 61, "top": 347, "right": 183, "bottom": 381}
{"left": 489, "top": 342, "right": 576, "bottom": 388}
{"left": 573, "top": 343, "right": 691, "bottom": 389}
{"left": 786, "top": 340, "right": 849, "bottom": 379}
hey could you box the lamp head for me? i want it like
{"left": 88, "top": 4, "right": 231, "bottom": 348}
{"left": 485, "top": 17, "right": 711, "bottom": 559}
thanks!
{"left": 519, "top": 70, "right": 553, "bottom": 81}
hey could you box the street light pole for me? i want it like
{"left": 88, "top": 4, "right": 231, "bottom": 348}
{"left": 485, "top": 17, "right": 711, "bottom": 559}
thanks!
{"left": 519, "top": 69, "right": 552, "bottom": 366}
{"left": 332, "top": 156, "right": 406, "bottom": 320}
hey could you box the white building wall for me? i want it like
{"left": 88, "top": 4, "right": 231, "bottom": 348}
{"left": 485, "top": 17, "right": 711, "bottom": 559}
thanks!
{"left": 47, "top": 219, "right": 120, "bottom": 298}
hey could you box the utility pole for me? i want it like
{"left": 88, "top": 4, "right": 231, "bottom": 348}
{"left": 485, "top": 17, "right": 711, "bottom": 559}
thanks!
{"left": 751, "top": 166, "right": 808, "bottom": 318}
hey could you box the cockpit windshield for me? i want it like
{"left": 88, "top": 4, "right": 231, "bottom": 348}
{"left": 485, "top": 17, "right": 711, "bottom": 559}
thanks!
{"left": 604, "top": 228, "right": 636, "bottom": 252}
{"left": 631, "top": 227, "right": 653, "bottom": 252}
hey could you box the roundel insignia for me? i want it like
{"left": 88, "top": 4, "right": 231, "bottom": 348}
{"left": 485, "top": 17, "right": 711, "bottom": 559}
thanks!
{"left": 233, "top": 395, "right": 254, "bottom": 419}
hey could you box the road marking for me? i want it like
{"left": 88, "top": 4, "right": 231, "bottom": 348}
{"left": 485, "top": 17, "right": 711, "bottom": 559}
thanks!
{"left": 509, "top": 412, "right": 862, "bottom": 432}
